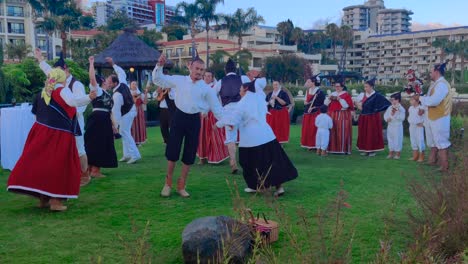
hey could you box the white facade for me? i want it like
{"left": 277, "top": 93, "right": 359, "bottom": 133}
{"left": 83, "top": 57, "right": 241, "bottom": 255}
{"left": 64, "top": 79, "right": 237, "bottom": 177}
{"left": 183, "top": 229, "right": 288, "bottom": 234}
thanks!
{"left": 377, "top": 9, "right": 413, "bottom": 35}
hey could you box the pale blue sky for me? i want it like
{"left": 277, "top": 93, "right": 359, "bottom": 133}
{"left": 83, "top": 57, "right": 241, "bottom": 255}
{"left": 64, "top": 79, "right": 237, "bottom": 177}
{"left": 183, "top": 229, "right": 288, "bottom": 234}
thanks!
{"left": 164, "top": 0, "right": 468, "bottom": 29}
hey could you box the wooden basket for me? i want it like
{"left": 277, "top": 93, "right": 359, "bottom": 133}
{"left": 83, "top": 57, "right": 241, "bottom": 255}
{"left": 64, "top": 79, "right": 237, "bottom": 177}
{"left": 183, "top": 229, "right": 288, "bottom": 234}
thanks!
{"left": 247, "top": 209, "right": 279, "bottom": 244}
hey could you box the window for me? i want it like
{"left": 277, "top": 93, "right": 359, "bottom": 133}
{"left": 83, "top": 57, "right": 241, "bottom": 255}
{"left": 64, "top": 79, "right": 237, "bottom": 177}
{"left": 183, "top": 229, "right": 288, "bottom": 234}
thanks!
{"left": 7, "top": 23, "right": 24, "bottom": 34}
{"left": 37, "top": 39, "right": 47, "bottom": 50}
{"left": 0, "top": 38, "right": 3, "bottom": 48}
{"left": 188, "top": 47, "right": 193, "bottom": 55}
{"left": 166, "top": 49, "right": 172, "bottom": 58}
{"left": 9, "top": 38, "right": 25, "bottom": 46}
{"left": 7, "top": 6, "right": 24, "bottom": 17}
{"left": 0, "top": 22, "right": 3, "bottom": 33}
{"left": 176, "top": 48, "right": 183, "bottom": 56}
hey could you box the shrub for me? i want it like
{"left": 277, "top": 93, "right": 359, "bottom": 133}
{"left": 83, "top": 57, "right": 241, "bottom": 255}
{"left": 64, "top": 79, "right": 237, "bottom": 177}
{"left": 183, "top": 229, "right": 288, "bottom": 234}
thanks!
{"left": 146, "top": 100, "right": 160, "bottom": 121}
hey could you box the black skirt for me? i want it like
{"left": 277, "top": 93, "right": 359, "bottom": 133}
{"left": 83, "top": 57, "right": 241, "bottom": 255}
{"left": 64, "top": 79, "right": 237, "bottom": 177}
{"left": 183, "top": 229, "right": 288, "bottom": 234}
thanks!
{"left": 84, "top": 111, "right": 118, "bottom": 168}
{"left": 239, "top": 139, "right": 298, "bottom": 189}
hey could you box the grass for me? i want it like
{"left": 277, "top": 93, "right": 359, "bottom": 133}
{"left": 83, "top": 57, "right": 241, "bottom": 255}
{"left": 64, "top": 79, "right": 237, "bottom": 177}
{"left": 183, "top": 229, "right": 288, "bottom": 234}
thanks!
{"left": 0, "top": 125, "right": 421, "bottom": 263}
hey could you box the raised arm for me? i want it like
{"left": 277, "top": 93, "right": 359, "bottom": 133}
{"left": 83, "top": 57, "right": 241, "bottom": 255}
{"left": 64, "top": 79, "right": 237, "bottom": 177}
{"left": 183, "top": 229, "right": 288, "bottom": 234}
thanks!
{"left": 151, "top": 54, "right": 183, "bottom": 89}
{"left": 88, "top": 56, "right": 98, "bottom": 88}
{"left": 35, "top": 48, "right": 52, "bottom": 75}
{"left": 106, "top": 57, "right": 127, "bottom": 85}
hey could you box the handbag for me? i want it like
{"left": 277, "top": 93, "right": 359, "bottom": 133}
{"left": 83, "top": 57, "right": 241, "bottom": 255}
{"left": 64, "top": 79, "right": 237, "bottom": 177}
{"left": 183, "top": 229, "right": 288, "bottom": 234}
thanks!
{"left": 246, "top": 209, "right": 279, "bottom": 244}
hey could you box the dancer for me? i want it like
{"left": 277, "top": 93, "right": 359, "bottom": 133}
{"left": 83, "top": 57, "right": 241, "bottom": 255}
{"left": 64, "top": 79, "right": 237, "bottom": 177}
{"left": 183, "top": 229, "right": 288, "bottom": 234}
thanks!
{"left": 407, "top": 96, "right": 426, "bottom": 162}
{"left": 418, "top": 62, "right": 452, "bottom": 171}
{"left": 130, "top": 81, "right": 148, "bottom": 146}
{"left": 356, "top": 79, "right": 391, "bottom": 156}
{"left": 266, "top": 81, "right": 291, "bottom": 144}
{"left": 216, "top": 81, "right": 298, "bottom": 196}
{"left": 153, "top": 64, "right": 176, "bottom": 144}
{"left": 301, "top": 75, "right": 325, "bottom": 150}
{"left": 213, "top": 59, "right": 243, "bottom": 173}
{"left": 324, "top": 81, "right": 354, "bottom": 154}
{"left": 384, "top": 92, "right": 405, "bottom": 159}
{"left": 7, "top": 68, "right": 96, "bottom": 211}
{"left": 34, "top": 48, "right": 91, "bottom": 186}
{"left": 106, "top": 57, "right": 141, "bottom": 164}
{"left": 315, "top": 105, "right": 333, "bottom": 156}
{"left": 152, "top": 54, "right": 224, "bottom": 198}
{"left": 85, "top": 56, "right": 118, "bottom": 178}
{"left": 197, "top": 70, "right": 229, "bottom": 164}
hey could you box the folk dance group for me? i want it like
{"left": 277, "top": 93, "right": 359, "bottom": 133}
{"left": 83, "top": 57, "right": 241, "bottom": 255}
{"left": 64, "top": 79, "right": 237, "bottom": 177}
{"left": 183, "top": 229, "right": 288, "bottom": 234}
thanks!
{"left": 5, "top": 49, "right": 452, "bottom": 211}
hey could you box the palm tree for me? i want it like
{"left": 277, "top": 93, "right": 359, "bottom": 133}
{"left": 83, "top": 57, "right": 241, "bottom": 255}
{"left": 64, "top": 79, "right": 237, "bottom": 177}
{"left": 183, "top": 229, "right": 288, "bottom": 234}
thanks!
{"left": 29, "top": 0, "right": 81, "bottom": 59}
{"left": 326, "top": 23, "right": 340, "bottom": 60}
{"left": 432, "top": 37, "right": 449, "bottom": 62}
{"left": 222, "top": 8, "right": 265, "bottom": 51}
{"left": 277, "top": 20, "right": 294, "bottom": 45}
{"left": 338, "top": 25, "right": 353, "bottom": 73}
{"left": 209, "top": 50, "right": 230, "bottom": 65}
{"left": 5, "top": 42, "right": 32, "bottom": 61}
{"left": 175, "top": 1, "right": 201, "bottom": 59}
{"left": 290, "top": 27, "right": 304, "bottom": 46}
{"left": 457, "top": 40, "right": 468, "bottom": 83}
{"left": 196, "top": 0, "right": 224, "bottom": 67}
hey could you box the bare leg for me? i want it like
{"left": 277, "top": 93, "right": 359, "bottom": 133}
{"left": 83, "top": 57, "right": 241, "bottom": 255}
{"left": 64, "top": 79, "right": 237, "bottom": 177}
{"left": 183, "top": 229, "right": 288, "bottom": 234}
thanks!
{"left": 79, "top": 155, "right": 91, "bottom": 186}
{"left": 227, "top": 142, "right": 238, "bottom": 174}
{"left": 177, "top": 163, "right": 191, "bottom": 197}
{"left": 166, "top": 161, "right": 176, "bottom": 187}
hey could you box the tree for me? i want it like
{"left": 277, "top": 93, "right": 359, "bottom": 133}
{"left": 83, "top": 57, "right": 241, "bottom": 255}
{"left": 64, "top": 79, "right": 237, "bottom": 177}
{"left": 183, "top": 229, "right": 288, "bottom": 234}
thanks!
{"left": 162, "top": 25, "right": 188, "bottom": 41}
{"left": 29, "top": 0, "right": 82, "bottom": 59}
{"left": 69, "top": 38, "right": 95, "bottom": 68}
{"left": 457, "top": 40, "right": 468, "bottom": 83}
{"left": 196, "top": 0, "right": 224, "bottom": 67}
{"left": 0, "top": 48, "right": 12, "bottom": 103}
{"left": 79, "top": 15, "right": 95, "bottom": 29}
{"left": 290, "top": 27, "right": 304, "bottom": 46}
{"left": 432, "top": 37, "right": 449, "bottom": 62}
{"left": 277, "top": 19, "right": 294, "bottom": 45}
{"left": 106, "top": 10, "right": 138, "bottom": 31}
{"left": 5, "top": 42, "right": 32, "bottom": 61}
{"left": 222, "top": 8, "right": 265, "bottom": 51}
{"left": 94, "top": 31, "right": 119, "bottom": 54}
{"left": 338, "top": 25, "right": 353, "bottom": 73}
{"left": 326, "top": 23, "right": 340, "bottom": 60}
{"left": 264, "top": 54, "right": 307, "bottom": 83}
{"left": 138, "top": 29, "right": 163, "bottom": 49}
{"left": 175, "top": 1, "right": 201, "bottom": 59}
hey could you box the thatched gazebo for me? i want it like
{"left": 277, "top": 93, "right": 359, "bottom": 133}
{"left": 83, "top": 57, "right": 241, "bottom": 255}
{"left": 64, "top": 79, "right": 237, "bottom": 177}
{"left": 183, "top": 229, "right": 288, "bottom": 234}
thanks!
{"left": 94, "top": 29, "right": 161, "bottom": 89}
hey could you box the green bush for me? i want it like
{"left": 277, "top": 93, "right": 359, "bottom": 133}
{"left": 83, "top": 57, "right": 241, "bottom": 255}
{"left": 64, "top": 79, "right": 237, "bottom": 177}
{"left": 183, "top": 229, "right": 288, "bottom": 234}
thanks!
{"left": 146, "top": 100, "right": 160, "bottom": 121}
{"left": 292, "top": 100, "right": 304, "bottom": 124}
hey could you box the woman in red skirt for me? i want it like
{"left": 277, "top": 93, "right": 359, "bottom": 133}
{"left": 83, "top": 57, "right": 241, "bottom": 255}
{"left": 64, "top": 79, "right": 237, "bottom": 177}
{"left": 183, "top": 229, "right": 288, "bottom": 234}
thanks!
{"left": 356, "top": 79, "right": 391, "bottom": 156}
{"left": 266, "top": 81, "right": 291, "bottom": 144}
{"left": 301, "top": 75, "right": 325, "bottom": 149}
{"left": 7, "top": 68, "right": 96, "bottom": 211}
{"left": 130, "top": 81, "right": 148, "bottom": 146}
{"left": 197, "top": 70, "right": 229, "bottom": 164}
{"left": 324, "top": 81, "right": 354, "bottom": 154}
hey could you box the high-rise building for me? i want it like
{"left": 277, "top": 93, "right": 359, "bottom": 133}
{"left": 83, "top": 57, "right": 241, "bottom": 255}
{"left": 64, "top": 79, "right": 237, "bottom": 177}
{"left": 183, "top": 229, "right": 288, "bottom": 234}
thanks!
{"left": 93, "top": 1, "right": 114, "bottom": 27}
{"left": 342, "top": 0, "right": 412, "bottom": 35}
{"left": 148, "top": 0, "right": 164, "bottom": 26}
{"left": 111, "top": 0, "right": 155, "bottom": 25}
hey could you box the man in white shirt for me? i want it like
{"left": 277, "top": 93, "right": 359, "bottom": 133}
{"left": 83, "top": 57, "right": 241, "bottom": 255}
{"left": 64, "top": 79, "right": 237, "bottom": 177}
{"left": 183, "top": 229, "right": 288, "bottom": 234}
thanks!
{"left": 34, "top": 48, "right": 92, "bottom": 186}
{"left": 417, "top": 62, "right": 452, "bottom": 171}
{"left": 153, "top": 54, "right": 224, "bottom": 198}
{"left": 105, "top": 57, "right": 141, "bottom": 164}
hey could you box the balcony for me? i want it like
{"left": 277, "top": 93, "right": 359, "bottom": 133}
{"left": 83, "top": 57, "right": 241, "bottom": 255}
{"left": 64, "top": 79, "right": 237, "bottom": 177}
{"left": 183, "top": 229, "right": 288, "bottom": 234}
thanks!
{"left": 6, "top": 0, "right": 27, "bottom": 3}
{"left": 8, "top": 28, "right": 25, "bottom": 34}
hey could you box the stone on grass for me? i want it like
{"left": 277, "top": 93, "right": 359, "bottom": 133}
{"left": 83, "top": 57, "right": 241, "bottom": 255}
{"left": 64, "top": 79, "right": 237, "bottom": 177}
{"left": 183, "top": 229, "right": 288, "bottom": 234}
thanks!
{"left": 182, "top": 216, "right": 252, "bottom": 264}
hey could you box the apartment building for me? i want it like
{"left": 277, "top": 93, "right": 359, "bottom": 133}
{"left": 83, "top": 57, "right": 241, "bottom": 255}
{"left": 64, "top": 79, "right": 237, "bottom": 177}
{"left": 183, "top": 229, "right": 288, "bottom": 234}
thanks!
{"left": 340, "top": 26, "right": 468, "bottom": 83}
{"left": 342, "top": 0, "right": 413, "bottom": 35}
{"left": 111, "top": 0, "right": 154, "bottom": 25}
{"left": 93, "top": 1, "right": 114, "bottom": 27}
{"left": 159, "top": 25, "right": 337, "bottom": 74}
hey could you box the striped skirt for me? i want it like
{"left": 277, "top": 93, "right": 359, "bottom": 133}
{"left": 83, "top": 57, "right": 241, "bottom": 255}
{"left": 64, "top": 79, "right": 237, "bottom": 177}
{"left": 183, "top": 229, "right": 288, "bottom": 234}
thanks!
{"left": 197, "top": 112, "right": 229, "bottom": 164}
{"left": 328, "top": 110, "right": 353, "bottom": 154}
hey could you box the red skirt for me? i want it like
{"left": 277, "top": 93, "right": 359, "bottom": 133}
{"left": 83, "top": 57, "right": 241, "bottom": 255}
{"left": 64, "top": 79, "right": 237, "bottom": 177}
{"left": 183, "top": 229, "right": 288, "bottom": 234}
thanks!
{"left": 7, "top": 123, "right": 81, "bottom": 199}
{"left": 329, "top": 110, "right": 353, "bottom": 154}
{"left": 301, "top": 112, "right": 319, "bottom": 149}
{"left": 131, "top": 104, "right": 147, "bottom": 144}
{"left": 357, "top": 113, "right": 385, "bottom": 152}
{"left": 197, "top": 112, "right": 229, "bottom": 164}
{"left": 266, "top": 108, "right": 290, "bottom": 143}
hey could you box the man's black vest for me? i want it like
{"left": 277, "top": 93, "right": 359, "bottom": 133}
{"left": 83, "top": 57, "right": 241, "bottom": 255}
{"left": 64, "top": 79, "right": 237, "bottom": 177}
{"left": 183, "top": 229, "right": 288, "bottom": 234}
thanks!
{"left": 219, "top": 74, "right": 242, "bottom": 106}
{"left": 116, "top": 83, "right": 134, "bottom": 116}
{"left": 68, "top": 77, "right": 77, "bottom": 92}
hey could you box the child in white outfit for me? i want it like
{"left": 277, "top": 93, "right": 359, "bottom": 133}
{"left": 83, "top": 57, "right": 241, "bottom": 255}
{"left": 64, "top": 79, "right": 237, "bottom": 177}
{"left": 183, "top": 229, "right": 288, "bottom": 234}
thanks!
{"left": 384, "top": 92, "right": 406, "bottom": 159}
{"left": 315, "top": 105, "right": 333, "bottom": 156}
{"left": 407, "top": 97, "right": 426, "bottom": 162}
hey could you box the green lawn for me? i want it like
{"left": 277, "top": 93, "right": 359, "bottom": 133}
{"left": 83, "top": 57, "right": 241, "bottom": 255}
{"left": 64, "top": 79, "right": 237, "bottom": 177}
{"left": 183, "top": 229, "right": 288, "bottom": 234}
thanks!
{"left": 0, "top": 125, "right": 420, "bottom": 263}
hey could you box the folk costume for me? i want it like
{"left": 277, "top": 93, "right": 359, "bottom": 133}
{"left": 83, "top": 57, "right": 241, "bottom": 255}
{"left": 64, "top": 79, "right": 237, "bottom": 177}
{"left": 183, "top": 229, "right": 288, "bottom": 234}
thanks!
{"left": 315, "top": 111, "right": 333, "bottom": 154}
{"left": 112, "top": 65, "right": 141, "bottom": 164}
{"left": 216, "top": 81, "right": 298, "bottom": 195}
{"left": 301, "top": 76, "right": 325, "bottom": 149}
{"left": 324, "top": 88, "right": 354, "bottom": 154}
{"left": 356, "top": 80, "right": 391, "bottom": 154}
{"left": 384, "top": 93, "right": 406, "bottom": 159}
{"left": 197, "top": 81, "right": 229, "bottom": 164}
{"left": 407, "top": 104, "right": 426, "bottom": 162}
{"left": 266, "top": 87, "right": 291, "bottom": 143}
{"left": 7, "top": 69, "right": 91, "bottom": 210}
{"left": 130, "top": 88, "right": 148, "bottom": 145}
{"left": 154, "top": 87, "right": 176, "bottom": 144}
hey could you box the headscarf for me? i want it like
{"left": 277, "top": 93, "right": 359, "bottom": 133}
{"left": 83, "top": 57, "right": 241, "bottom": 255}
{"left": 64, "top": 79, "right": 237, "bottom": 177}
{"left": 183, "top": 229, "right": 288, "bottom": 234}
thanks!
{"left": 42, "top": 68, "right": 66, "bottom": 105}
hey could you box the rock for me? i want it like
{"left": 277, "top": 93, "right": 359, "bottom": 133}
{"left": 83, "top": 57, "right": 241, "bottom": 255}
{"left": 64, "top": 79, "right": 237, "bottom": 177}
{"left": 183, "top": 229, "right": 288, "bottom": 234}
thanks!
{"left": 182, "top": 216, "right": 252, "bottom": 264}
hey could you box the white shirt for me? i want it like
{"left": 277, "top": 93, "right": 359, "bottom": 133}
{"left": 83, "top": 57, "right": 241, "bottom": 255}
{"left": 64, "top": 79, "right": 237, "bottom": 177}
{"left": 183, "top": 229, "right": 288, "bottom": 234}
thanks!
{"left": 56, "top": 84, "right": 91, "bottom": 108}
{"left": 324, "top": 91, "right": 349, "bottom": 109}
{"left": 420, "top": 77, "right": 449, "bottom": 108}
{"left": 384, "top": 104, "right": 406, "bottom": 126}
{"left": 315, "top": 113, "right": 333, "bottom": 129}
{"left": 407, "top": 105, "right": 425, "bottom": 125}
{"left": 356, "top": 90, "right": 376, "bottom": 103}
{"left": 216, "top": 91, "right": 274, "bottom": 147}
{"left": 111, "top": 64, "right": 135, "bottom": 123}
{"left": 152, "top": 65, "right": 223, "bottom": 118}
{"left": 40, "top": 61, "right": 88, "bottom": 113}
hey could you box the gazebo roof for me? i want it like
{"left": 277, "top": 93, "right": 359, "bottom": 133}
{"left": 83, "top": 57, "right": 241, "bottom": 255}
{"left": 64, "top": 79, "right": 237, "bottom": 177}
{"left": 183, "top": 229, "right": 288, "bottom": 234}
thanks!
{"left": 94, "top": 30, "right": 160, "bottom": 69}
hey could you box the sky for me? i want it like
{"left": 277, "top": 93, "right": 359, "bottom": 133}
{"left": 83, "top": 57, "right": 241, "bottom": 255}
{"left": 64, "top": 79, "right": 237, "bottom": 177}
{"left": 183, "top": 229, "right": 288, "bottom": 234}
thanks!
{"left": 89, "top": 0, "right": 468, "bottom": 30}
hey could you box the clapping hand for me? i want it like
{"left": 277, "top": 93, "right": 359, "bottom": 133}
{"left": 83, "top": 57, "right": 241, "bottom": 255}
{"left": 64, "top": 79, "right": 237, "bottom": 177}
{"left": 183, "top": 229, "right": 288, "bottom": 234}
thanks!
{"left": 418, "top": 108, "right": 425, "bottom": 116}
